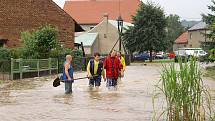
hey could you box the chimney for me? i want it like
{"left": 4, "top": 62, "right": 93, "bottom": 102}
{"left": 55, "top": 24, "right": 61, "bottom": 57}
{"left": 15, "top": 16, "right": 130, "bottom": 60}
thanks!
{"left": 103, "top": 13, "right": 109, "bottom": 21}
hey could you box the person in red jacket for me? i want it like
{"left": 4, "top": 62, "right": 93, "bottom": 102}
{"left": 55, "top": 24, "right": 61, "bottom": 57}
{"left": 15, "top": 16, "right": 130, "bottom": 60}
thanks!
{"left": 104, "top": 50, "right": 123, "bottom": 88}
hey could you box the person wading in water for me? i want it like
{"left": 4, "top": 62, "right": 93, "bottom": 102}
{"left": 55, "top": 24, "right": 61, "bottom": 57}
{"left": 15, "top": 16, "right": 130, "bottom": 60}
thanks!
{"left": 117, "top": 52, "right": 126, "bottom": 78}
{"left": 61, "top": 55, "right": 74, "bottom": 94}
{"left": 87, "top": 52, "right": 105, "bottom": 90}
{"left": 104, "top": 50, "right": 122, "bottom": 89}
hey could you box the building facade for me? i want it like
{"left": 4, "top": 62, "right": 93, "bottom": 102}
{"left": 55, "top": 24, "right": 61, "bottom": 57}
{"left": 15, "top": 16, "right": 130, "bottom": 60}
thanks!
{"left": 0, "top": 0, "right": 82, "bottom": 48}
{"left": 75, "top": 16, "right": 133, "bottom": 55}
{"left": 187, "top": 22, "right": 210, "bottom": 48}
{"left": 174, "top": 22, "right": 213, "bottom": 51}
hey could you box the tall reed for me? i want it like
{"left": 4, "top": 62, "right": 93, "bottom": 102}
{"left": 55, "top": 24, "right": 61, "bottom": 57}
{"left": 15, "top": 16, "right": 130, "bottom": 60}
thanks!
{"left": 155, "top": 57, "right": 212, "bottom": 121}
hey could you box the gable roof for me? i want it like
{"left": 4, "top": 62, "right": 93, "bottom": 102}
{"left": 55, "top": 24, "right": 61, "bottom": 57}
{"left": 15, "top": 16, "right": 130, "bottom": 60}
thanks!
{"left": 188, "top": 22, "right": 209, "bottom": 31}
{"left": 175, "top": 32, "right": 188, "bottom": 44}
{"left": 64, "top": 0, "right": 140, "bottom": 24}
{"left": 88, "top": 19, "right": 133, "bottom": 33}
{"left": 108, "top": 20, "right": 133, "bottom": 30}
{"left": 75, "top": 33, "right": 98, "bottom": 46}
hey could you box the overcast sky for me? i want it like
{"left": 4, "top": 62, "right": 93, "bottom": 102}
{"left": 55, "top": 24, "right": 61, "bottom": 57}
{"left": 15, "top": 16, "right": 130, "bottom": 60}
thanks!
{"left": 53, "top": 0, "right": 212, "bottom": 21}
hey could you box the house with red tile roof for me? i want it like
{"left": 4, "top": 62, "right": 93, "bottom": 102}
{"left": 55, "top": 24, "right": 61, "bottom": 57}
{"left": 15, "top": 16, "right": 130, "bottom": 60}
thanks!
{"left": 64, "top": 0, "right": 140, "bottom": 31}
{"left": 173, "top": 32, "right": 189, "bottom": 51}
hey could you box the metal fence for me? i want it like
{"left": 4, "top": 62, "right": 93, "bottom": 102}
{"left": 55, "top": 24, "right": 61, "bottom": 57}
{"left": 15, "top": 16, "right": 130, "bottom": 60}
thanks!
{"left": 11, "top": 58, "right": 58, "bottom": 80}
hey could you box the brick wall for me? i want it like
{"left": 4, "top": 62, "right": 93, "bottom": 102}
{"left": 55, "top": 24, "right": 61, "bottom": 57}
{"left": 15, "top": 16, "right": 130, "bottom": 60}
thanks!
{"left": 0, "top": 0, "right": 75, "bottom": 48}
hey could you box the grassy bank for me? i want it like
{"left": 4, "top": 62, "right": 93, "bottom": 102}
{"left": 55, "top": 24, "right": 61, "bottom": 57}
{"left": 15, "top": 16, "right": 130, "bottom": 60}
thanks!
{"left": 205, "top": 66, "right": 215, "bottom": 80}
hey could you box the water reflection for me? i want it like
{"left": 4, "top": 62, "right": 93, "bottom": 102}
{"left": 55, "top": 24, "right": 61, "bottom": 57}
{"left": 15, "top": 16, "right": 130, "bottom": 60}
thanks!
{"left": 88, "top": 88, "right": 102, "bottom": 101}
{"left": 53, "top": 94, "right": 73, "bottom": 105}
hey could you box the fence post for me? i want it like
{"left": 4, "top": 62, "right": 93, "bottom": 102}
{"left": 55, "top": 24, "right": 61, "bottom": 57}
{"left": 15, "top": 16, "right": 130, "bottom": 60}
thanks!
{"left": 49, "top": 58, "right": 51, "bottom": 75}
{"left": 19, "top": 58, "right": 23, "bottom": 79}
{"left": 10, "top": 58, "right": 14, "bottom": 80}
{"left": 37, "top": 59, "right": 40, "bottom": 77}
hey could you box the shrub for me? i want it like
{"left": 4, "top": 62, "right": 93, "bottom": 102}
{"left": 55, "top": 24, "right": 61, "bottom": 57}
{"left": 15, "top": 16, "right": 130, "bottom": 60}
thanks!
{"left": 0, "top": 48, "right": 11, "bottom": 60}
{"left": 209, "top": 48, "right": 215, "bottom": 62}
{"left": 10, "top": 48, "right": 23, "bottom": 59}
{"left": 21, "top": 25, "right": 60, "bottom": 59}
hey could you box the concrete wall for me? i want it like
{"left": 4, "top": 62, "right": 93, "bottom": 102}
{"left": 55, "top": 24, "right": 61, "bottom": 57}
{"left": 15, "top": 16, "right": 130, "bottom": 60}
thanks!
{"left": 0, "top": 0, "right": 75, "bottom": 48}
{"left": 188, "top": 30, "right": 210, "bottom": 48}
{"left": 84, "top": 46, "right": 92, "bottom": 55}
{"left": 83, "top": 35, "right": 99, "bottom": 55}
{"left": 173, "top": 43, "right": 188, "bottom": 51}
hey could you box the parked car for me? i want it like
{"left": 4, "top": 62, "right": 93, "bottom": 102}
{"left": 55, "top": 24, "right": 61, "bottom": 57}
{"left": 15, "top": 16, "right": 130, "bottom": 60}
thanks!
{"left": 134, "top": 53, "right": 150, "bottom": 61}
{"left": 174, "top": 48, "right": 207, "bottom": 62}
{"left": 155, "top": 52, "right": 168, "bottom": 59}
{"left": 168, "top": 53, "right": 176, "bottom": 59}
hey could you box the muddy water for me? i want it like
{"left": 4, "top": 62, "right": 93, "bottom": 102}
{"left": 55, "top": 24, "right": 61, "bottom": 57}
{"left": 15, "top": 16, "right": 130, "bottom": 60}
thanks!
{"left": 0, "top": 64, "right": 214, "bottom": 121}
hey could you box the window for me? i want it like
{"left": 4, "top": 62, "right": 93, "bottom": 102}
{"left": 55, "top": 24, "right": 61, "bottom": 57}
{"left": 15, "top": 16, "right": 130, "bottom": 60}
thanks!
{"left": 0, "top": 39, "right": 7, "bottom": 47}
{"left": 104, "top": 34, "right": 107, "bottom": 38}
{"left": 0, "top": 42, "right": 4, "bottom": 47}
{"left": 190, "top": 33, "right": 192, "bottom": 39}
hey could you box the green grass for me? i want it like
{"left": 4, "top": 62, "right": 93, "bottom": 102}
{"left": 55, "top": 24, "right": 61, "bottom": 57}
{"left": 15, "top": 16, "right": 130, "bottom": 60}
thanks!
{"left": 205, "top": 66, "right": 215, "bottom": 80}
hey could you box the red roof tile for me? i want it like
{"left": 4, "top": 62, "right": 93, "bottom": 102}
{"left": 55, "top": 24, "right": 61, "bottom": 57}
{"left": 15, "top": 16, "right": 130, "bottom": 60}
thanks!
{"left": 64, "top": 0, "right": 140, "bottom": 24}
{"left": 175, "top": 32, "right": 188, "bottom": 44}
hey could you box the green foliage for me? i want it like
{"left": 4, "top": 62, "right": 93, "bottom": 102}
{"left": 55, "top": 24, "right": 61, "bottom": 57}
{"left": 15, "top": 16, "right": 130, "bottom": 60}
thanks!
{"left": 202, "top": 1, "right": 215, "bottom": 49}
{"left": 202, "top": 0, "right": 215, "bottom": 25}
{"left": 21, "top": 25, "right": 59, "bottom": 59}
{"left": 10, "top": 48, "right": 24, "bottom": 59}
{"left": 123, "top": 2, "right": 167, "bottom": 61}
{"left": 166, "top": 14, "right": 185, "bottom": 51}
{"left": 154, "top": 57, "right": 212, "bottom": 120}
{"left": 209, "top": 48, "right": 215, "bottom": 61}
{"left": 0, "top": 48, "right": 11, "bottom": 60}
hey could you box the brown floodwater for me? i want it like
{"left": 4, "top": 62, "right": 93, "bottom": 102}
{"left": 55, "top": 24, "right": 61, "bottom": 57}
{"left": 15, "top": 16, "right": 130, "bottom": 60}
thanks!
{"left": 0, "top": 64, "right": 214, "bottom": 121}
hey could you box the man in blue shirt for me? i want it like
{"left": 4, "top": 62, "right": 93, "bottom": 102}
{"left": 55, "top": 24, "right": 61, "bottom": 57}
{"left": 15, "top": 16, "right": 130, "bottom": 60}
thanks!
{"left": 62, "top": 55, "right": 74, "bottom": 94}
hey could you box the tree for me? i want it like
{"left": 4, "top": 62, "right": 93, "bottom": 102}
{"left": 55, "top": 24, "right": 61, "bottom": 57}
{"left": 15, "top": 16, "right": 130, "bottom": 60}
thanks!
{"left": 21, "top": 25, "right": 60, "bottom": 59}
{"left": 123, "top": 2, "right": 167, "bottom": 62}
{"left": 202, "top": 0, "right": 215, "bottom": 49}
{"left": 202, "top": 0, "right": 215, "bottom": 25}
{"left": 166, "top": 14, "right": 184, "bottom": 51}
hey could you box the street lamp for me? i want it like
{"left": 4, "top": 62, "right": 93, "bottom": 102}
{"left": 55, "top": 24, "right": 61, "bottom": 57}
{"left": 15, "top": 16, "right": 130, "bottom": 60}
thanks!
{"left": 117, "top": 16, "right": 123, "bottom": 53}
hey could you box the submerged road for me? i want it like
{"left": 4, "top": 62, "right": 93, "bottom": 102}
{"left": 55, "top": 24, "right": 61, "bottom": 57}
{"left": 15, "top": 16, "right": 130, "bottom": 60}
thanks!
{"left": 0, "top": 64, "right": 214, "bottom": 121}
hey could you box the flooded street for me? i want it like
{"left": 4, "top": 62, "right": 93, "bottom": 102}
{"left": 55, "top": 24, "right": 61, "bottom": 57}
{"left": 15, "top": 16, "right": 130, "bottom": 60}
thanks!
{"left": 0, "top": 64, "right": 215, "bottom": 121}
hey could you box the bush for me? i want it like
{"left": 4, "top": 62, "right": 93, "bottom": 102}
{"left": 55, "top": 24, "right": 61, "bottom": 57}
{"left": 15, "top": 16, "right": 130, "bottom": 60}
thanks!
{"left": 10, "top": 48, "right": 23, "bottom": 59}
{"left": 209, "top": 48, "right": 215, "bottom": 62}
{"left": 21, "top": 25, "right": 59, "bottom": 59}
{"left": 0, "top": 48, "right": 11, "bottom": 60}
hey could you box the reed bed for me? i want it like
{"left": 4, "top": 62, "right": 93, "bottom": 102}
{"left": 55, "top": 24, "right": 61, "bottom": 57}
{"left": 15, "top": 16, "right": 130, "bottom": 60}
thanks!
{"left": 154, "top": 57, "right": 213, "bottom": 121}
